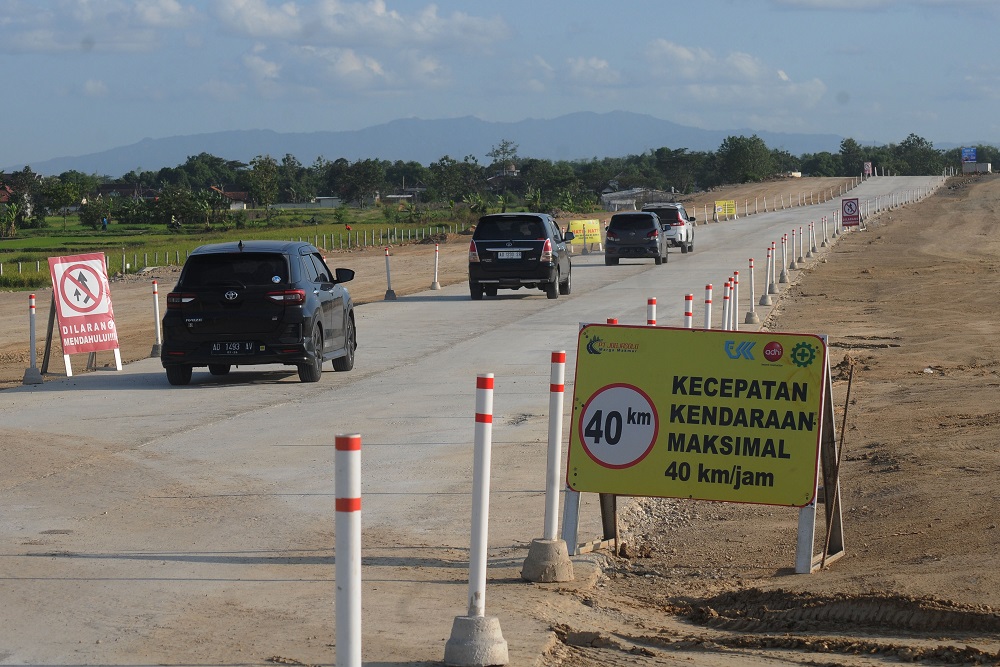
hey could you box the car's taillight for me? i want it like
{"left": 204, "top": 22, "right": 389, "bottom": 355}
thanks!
{"left": 468, "top": 240, "right": 480, "bottom": 262}
{"left": 540, "top": 238, "right": 553, "bottom": 262}
{"left": 166, "top": 292, "right": 195, "bottom": 309}
{"left": 646, "top": 228, "right": 660, "bottom": 239}
{"left": 606, "top": 230, "right": 619, "bottom": 241}
{"left": 671, "top": 213, "right": 685, "bottom": 227}
{"left": 267, "top": 289, "right": 306, "bottom": 304}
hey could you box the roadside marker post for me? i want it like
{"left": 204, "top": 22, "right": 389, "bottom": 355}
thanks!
{"left": 445, "top": 374, "right": 509, "bottom": 666}
{"left": 22, "top": 294, "right": 43, "bottom": 385}
{"left": 335, "top": 433, "right": 362, "bottom": 667}
{"left": 431, "top": 243, "right": 442, "bottom": 290}
{"left": 150, "top": 280, "right": 162, "bottom": 358}
{"left": 746, "top": 259, "right": 761, "bottom": 323}
{"left": 798, "top": 225, "right": 806, "bottom": 263}
{"left": 789, "top": 229, "right": 799, "bottom": 270}
{"left": 522, "top": 352, "right": 574, "bottom": 583}
{"left": 383, "top": 247, "right": 397, "bottom": 301}
{"left": 721, "top": 280, "right": 731, "bottom": 331}
{"left": 779, "top": 235, "right": 790, "bottom": 284}
{"left": 683, "top": 294, "right": 693, "bottom": 329}
{"left": 769, "top": 241, "right": 779, "bottom": 294}
{"left": 732, "top": 272, "right": 740, "bottom": 332}
{"left": 704, "top": 284, "right": 713, "bottom": 329}
{"left": 646, "top": 297, "right": 656, "bottom": 326}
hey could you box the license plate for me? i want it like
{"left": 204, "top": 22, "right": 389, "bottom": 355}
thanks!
{"left": 496, "top": 251, "right": 521, "bottom": 259}
{"left": 211, "top": 341, "right": 256, "bottom": 355}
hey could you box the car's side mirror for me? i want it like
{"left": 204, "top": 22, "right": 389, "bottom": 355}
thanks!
{"left": 335, "top": 267, "right": 355, "bottom": 284}
{"left": 563, "top": 231, "right": 575, "bottom": 241}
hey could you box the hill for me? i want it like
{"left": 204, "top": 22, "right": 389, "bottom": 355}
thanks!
{"left": 6, "top": 111, "right": 846, "bottom": 177}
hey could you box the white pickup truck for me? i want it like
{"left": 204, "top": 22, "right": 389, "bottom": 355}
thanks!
{"left": 641, "top": 202, "right": 696, "bottom": 253}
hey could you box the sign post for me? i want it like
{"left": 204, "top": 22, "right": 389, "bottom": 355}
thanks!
{"left": 47, "top": 252, "right": 122, "bottom": 376}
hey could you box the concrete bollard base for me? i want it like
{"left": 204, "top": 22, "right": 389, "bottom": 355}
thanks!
{"left": 430, "top": 281, "right": 441, "bottom": 290}
{"left": 150, "top": 343, "right": 161, "bottom": 358}
{"left": 22, "top": 368, "right": 43, "bottom": 385}
{"left": 384, "top": 289, "right": 397, "bottom": 300}
{"left": 744, "top": 311, "right": 761, "bottom": 325}
{"left": 521, "top": 538, "right": 574, "bottom": 583}
{"left": 444, "top": 615, "right": 508, "bottom": 666}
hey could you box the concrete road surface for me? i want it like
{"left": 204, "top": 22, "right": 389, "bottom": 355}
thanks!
{"left": 0, "top": 176, "right": 942, "bottom": 665}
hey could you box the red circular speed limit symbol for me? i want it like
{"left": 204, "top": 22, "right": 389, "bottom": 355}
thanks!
{"left": 578, "top": 383, "right": 659, "bottom": 469}
{"left": 59, "top": 263, "right": 105, "bottom": 314}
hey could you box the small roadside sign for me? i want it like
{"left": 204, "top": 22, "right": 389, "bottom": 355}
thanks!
{"left": 48, "top": 252, "right": 120, "bottom": 357}
{"left": 567, "top": 325, "right": 828, "bottom": 507}
{"left": 841, "top": 198, "right": 861, "bottom": 227}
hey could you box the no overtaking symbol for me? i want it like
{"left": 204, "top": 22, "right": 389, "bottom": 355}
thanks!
{"left": 59, "top": 263, "right": 105, "bottom": 314}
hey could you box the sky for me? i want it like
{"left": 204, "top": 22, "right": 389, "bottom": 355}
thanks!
{"left": 3, "top": 0, "right": 999, "bottom": 168}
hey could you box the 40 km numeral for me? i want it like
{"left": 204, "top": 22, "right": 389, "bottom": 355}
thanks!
{"left": 583, "top": 407, "right": 652, "bottom": 445}
{"left": 577, "top": 384, "right": 658, "bottom": 468}
{"left": 664, "top": 460, "right": 691, "bottom": 481}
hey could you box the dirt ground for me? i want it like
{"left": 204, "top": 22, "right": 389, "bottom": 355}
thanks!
{"left": 3, "top": 175, "right": 999, "bottom": 666}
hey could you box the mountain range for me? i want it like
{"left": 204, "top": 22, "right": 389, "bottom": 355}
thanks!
{"left": 8, "top": 111, "right": 854, "bottom": 178}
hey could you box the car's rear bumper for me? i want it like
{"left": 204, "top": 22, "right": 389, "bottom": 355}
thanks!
{"left": 468, "top": 264, "right": 558, "bottom": 286}
{"left": 605, "top": 245, "right": 661, "bottom": 258}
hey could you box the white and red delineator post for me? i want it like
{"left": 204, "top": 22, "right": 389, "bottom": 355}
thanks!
{"left": 335, "top": 433, "right": 362, "bottom": 667}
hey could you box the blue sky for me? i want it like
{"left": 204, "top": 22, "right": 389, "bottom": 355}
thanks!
{"left": 3, "top": 0, "right": 998, "bottom": 168}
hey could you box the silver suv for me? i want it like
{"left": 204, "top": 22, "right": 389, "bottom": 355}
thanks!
{"left": 641, "top": 203, "right": 695, "bottom": 253}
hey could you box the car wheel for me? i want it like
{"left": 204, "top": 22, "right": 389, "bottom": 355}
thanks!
{"left": 680, "top": 240, "right": 688, "bottom": 254}
{"left": 688, "top": 237, "right": 694, "bottom": 252}
{"left": 208, "top": 363, "right": 231, "bottom": 376}
{"left": 485, "top": 285, "right": 498, "bottom": 297}
{"left": 470, "top": 282, "right": 484, "bottom": 300}
{"left": 332, "top": 315, "right": 356, "bottom": 372}
{"left": 559, "top": 268, "right": 572, "bottom": 295}
{"left": 165, "top": 365, "right": 192, "bottom": 386}
{"left": 654, "top": 254, "right": 663, "bottom": 265}
{"left": 545, "top": 274, "right": 559, "bottom": 299}
{"left": 298, "top": 324, "right": 324, "bottom": 383}
{"left": 605, "top": 256, "right": 619, "bottom": 266}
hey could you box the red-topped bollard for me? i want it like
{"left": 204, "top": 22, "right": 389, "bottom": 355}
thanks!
{"left": 22, "top": 293, "right": 43, "bottom": 385}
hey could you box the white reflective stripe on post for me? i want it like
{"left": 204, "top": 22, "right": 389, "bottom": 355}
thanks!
{"left": 704, "top": 284, "right": 712, "bottom": 330}
{"left": 335, "top": 433, "right": 362, "bottom": 667}
{"left": 647, "top": 297, "right": 656, "bottom": 326}
{"left": 721, "top": 280, "right": 731, "bottom": 331}
{"left": 732, "top": 271, "right": 739, "bottom": 332}
{"left": 383, "top": 247, "right": 397, "bottom": 300}
{"left": 28, "top": 294, "right": 37, "bottom": 369}
{"left": 431, "top": 243, "right": 441, "bottom": 290}
{"left": 153, "top": 280, "right": 162, "bottom": 347}
{"left": 684, "top": 294, "right": 693, "bottom": 329}
{"left": 468, "top": 374, "right": 494, "bottom": 618}
{"left": 544, "top": 353, "right": 565, "bottom": 541}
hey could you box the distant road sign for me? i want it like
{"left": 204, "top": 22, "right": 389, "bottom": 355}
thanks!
{"left": 842, "top": 198, "right": 861, "bottom": 227}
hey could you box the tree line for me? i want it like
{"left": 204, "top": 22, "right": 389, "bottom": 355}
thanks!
{"left": 1, "top": 132, "right": 992, "bottom": 235}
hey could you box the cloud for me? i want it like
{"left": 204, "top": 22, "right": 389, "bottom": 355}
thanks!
{"left": 214, "top": 0, "right": 302, "bottom": 38}
{"left": 83, "top": 79, "right": 109, "bottom": 97}
{"left": 567, "top": 57, "right": 622, "bottom": 86}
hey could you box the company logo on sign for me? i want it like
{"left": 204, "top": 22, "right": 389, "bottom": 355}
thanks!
{"left": 724, "top": 340, "right": 755, "bottom": 360}
{"left": 790, "top": 341, "right": 818, "bottom": 368}
{"left": 763, "top": 341, "right": 784, "bottom": 362}
{"left": 584, "top": 333, "right": 639, "bottom": 355}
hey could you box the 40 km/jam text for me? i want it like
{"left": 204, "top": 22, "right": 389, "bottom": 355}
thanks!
{"left": 665, "top": 461, "right": 776, "bottom": 490}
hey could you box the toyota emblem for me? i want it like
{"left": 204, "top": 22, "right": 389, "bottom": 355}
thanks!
{"left": 225, "top": 290, "right": 239, "bottom": 301}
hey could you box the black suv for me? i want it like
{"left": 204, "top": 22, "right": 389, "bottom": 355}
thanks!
{"left": 468, "top": 213, "right": 574, "bottom": 300}
{"left": 161, "top": 240, "right": 356, "bottom": 385}
{"left": 604, "top": 211, "right": 668, "bottom": 265}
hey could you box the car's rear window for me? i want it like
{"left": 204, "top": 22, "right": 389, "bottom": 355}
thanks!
{"left": 609, "top": 215, "right": 656, "bottom": 231}
{"left": 181, "top": 253, "right": 289, "bottom": 287}
{"left": 474, "top": 217, "right": 546, "bottom": 240}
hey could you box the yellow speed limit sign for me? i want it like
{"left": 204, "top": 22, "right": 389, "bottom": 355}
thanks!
{"left": 567, "top": 324, "right": 828, "bottom": 506}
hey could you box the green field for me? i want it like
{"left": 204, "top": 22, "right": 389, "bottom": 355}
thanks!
{"left": 0, "top": 206, "right": 472, "bottom": 290}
